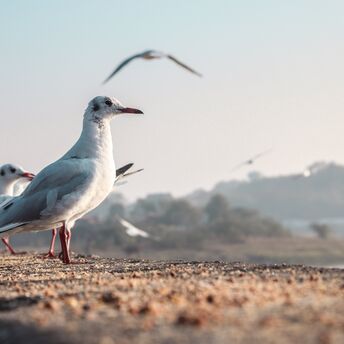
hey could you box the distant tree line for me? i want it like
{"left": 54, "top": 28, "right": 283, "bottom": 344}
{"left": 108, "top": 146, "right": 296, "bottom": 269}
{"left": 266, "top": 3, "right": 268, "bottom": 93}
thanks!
{"left": 11, "top": 192, "right": 289, "bottom": 254}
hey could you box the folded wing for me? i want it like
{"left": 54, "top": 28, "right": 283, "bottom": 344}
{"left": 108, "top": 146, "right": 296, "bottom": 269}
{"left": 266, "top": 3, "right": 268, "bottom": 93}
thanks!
{"left": 0, "top": 158, "right": 92, "bottom": 234}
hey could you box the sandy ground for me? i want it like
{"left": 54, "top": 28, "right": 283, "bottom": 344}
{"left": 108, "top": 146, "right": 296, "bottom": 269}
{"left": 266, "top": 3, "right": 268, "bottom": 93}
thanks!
{"left": 0, "top": 253, "right": 343, "bottom": 344}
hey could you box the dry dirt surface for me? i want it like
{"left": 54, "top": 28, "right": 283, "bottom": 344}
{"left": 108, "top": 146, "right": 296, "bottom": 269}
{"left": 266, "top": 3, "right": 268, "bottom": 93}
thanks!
{"left": 0, "top": 254, "right": 343, "bottom": 344}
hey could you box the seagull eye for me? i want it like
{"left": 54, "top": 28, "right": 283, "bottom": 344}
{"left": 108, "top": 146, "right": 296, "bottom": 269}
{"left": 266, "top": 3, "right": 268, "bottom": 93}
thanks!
{"left": 105, "top": 100, "right": 112, "bottom": 107}
{"left": 10, "top": 167, "right": 16, "bottom": 173}
{"left": 0, "top": 170, "right": 4, "bottom": 176}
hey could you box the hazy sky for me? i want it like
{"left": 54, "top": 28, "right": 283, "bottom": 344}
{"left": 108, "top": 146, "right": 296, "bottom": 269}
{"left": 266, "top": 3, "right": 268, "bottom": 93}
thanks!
{"left": 1, "top": 1, "right": 344, "bottom": 200}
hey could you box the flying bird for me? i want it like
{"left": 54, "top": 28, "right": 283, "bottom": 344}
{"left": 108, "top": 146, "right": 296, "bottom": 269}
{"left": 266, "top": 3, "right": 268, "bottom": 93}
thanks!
{"left": 0, "top": 164, "right": 35, "bottom": 254}
{"left": 103, "top": 50, "right": 202, "bottom": 84}
{"left": 229, "top": 149, "right": 272, "bottom": 174}
{"left": 118, "top": 217, "right": 150, "bottom": 238}
{"left": 0, "top": 96, "right": 143, "bottom": 264}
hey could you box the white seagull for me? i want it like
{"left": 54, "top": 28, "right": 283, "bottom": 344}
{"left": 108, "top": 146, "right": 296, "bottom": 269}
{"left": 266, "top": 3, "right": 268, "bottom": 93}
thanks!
{"left": 103, "top": 49, "right": 202, "bottom": 83}
{"left": 0, "top": 96, "right": 143, "bottom": 264}
{"left": 118, "top": 217, "right": 150, "bottom": 238}
{"left": 0, "top": 164, "right": 35, "bottom": 254}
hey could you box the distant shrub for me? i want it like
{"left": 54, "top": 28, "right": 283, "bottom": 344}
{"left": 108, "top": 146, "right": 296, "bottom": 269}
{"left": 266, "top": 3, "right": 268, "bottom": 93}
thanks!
{"left": 310, "top": 223, "right": 332, "bottom": 239}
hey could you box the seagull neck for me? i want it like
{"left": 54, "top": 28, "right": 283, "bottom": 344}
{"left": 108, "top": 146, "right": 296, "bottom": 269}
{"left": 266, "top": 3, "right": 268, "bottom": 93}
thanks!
{"left": 66, "top": 117, "right": 114, "bottom": 160}
{"left": 0, "top": 180, "right": 15, "bottom": 196}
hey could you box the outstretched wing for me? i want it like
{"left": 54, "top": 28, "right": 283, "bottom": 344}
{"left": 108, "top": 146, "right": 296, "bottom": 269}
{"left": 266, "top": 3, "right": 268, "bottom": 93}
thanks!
{"left": 228, "top": 161, "right": 249, "bottom": 174}
{"left": 103, "top": 53, "right": 144, "bottom": 84}
{"left": 118, "top": 217, "right": 150, "bottom": 238}
{"left": 166, "top": 55, "right": 202, "bottom": 77}
{"left": 249, "top": 148, "right": 272, "bottom": 162}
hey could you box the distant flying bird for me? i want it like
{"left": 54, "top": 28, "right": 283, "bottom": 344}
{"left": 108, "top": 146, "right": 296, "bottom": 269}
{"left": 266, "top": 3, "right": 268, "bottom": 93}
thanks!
{"left": 229, "top": 149, "right": 272, "bottom": 173}
{"left": 118, "top": 217, "right": 150, "bottom": 238}
{"left": 103, "top": 50, "right": 202, "bottom": 83}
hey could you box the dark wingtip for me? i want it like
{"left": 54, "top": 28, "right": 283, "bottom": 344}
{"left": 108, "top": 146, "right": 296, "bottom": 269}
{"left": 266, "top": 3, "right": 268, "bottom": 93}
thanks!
{"left": 116, "top": 163, "right": 134, "bottom": 177}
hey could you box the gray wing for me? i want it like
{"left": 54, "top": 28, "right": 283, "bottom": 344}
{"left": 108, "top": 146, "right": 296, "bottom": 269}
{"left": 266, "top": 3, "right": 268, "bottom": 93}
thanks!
{"left": 0, "top": 195, "right": 12, "bottom": 206}
{"left": 23, "top": 158, "right": 92, "bottom": 197}
{"left": 0, "top": 159, "right": 92, "bottom": 229}
{"left": 166, "top": 55, "right": 202, "bottom": 77}
{"left": 103, "top": 52, "right": 145, "bottom": 84}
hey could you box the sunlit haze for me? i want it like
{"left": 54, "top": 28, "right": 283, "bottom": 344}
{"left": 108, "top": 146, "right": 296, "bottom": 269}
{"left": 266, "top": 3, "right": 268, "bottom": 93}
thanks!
{"left": 1, "top": 1, "right": 344, "bottom": 201}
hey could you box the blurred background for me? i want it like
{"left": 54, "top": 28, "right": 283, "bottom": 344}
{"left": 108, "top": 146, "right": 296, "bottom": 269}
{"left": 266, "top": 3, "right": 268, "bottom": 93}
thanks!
{"left": 1, "top": 1, "right": 344, "bottom": 266}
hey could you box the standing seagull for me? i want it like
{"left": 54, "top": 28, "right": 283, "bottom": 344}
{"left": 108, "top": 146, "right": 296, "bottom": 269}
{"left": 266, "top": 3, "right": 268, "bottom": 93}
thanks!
{"left": 0, "top": 164, "right": 35, "bottom": 254}
{"left": 229, "top": 149, "right": 272, "bottom": 174}
{"left": 0, "top": 96, "right": 143, "bottom": 264}
{"left": 103, "top": 50, "right": 202, "bottom": 83}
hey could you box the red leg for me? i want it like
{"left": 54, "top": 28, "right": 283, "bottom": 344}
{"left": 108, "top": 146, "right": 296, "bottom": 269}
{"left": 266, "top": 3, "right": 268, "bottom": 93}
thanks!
{"left": 42, "top": 229, "right": 57, "bottom": 258}
{"left": 66, "top": 229, "right": 72, "bottom": 252}
{"left": 59, "top": 224, "right": 71, "bottom": 264}
{"left": 1, "top": 237, "right": 16, "bottom": 255}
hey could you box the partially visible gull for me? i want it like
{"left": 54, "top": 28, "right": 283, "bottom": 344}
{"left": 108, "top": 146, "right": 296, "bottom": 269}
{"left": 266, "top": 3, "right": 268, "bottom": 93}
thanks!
{"left": 0, "top": 163, "right": 35, "bottom": 254}
{"left": 103, "top": 50, "right": 202, "bottom": 83}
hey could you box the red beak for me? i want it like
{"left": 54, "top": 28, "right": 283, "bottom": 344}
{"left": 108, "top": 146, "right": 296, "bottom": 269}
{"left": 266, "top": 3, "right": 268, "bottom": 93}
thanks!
{"left": 21, "top": 172, "right": 35, "bottom": 181}
{"left": 119, "top": 107, "right": 143, "bottom": 114}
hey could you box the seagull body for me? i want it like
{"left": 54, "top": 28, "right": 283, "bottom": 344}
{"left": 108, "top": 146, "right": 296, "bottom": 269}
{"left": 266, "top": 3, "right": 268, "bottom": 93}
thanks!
{"left": 0, "top": 164, "right": 35, "bottom": 254}
{"left": 118, "top": 217, "right": 150, "bottom": 238}
{"left": 103, "top": 49, "right": 202, "bottom": 83}
{"left": 0, "top": 96, "right": 142, "bottom": 263}
{"left": 44, "top": 162, "right": 143, "bottom": 258}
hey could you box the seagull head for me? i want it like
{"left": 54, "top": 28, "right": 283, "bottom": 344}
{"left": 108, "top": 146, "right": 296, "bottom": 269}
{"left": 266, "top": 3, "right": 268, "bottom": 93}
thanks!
{"left": 0, "top": 164, "right": 35, "bottom": 182}
{"left": 86, "top": 96, "right": 143, "bottom": 121}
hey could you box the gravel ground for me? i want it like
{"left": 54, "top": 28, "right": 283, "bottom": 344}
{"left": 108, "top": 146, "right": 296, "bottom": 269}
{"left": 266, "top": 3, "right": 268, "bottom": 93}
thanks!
{"left": 0, "top": 253, "right": 343, "bottom": 344}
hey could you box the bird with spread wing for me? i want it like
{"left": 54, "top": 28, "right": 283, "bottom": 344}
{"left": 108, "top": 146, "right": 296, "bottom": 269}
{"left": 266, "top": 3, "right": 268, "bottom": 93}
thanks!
{"left": 229, "top": 149, "right": 272, "bottom": 174}
{"left": 103, "top": 50, "right": 202, "bottom": 84}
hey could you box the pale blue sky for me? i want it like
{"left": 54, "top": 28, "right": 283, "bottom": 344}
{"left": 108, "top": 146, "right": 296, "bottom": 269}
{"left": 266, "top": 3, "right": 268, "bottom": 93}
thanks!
{"left": 1, "top": 1, "right": 344, "bottom": 200}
